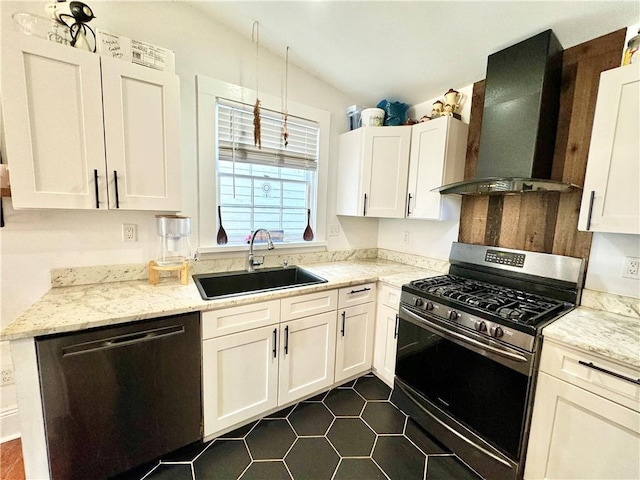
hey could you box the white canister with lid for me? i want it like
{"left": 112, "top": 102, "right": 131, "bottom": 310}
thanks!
{"left": 360, "top": 108, "right": 385, "bottom": 127}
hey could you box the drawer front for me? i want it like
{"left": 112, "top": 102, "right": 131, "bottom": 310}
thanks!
{"left": 338, "top": 283, "right": 377, "bottom": 308}
{"left": 280, "top": 289, "right": 338, "bottom": 322}
{"left": 378, "top": 283, "right": 401, "bottom": 310}
{"left": 202, "top": 300, "right": 280, "bottom": 340}
{"left": 540, "top": 340, "right": 640, "bottom": 412}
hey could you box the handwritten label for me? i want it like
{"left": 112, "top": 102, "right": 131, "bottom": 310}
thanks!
{"left": 96, "top": 29, "right": 132, "bottom": 62}
{"left": 95, "top": 29, "right": 174, "bottom": 72}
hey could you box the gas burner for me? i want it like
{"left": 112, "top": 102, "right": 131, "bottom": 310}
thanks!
{"left": 408, "top": 274, "right": 566, "bottom": 327}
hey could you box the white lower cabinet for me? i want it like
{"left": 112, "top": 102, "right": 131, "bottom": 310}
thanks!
{"left": 335, "top": 284, "right": 376, "bottom": 383}
{"left": 373, "top": 283, "right": 401, "bottom": 387}
{"left": 525, "top": 341, "right": 640, "bottom": 480}
{"left": 278, "top": 311, "right": 337, "bottom": 405}
{"left": 203, "top": 324, "right": 279, "bottom": 436}
{"left": 203, "top": 284, "right": 380, "bottom": 437}
{"left": 202, "top": 290, "right": 339, "bottom": 437}
{"left": 373, "top": 304, "right": 399, "bottom": 387}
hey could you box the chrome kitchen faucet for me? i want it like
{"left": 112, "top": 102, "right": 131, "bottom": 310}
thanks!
{"left": 248, "top": 228, "right": 275, "bottom": 272}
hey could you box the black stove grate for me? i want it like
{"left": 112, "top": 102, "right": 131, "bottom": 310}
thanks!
{"left": 409, "top": 275, "right": 565, "bottom": 325}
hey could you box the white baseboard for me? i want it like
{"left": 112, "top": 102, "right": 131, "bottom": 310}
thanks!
{"left": 1, "top": 405, "right": 21, "bottom": 443}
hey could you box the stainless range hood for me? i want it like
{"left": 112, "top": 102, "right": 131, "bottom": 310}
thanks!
{"left": 437, "top": 30, "right": 580, "bottom": 195}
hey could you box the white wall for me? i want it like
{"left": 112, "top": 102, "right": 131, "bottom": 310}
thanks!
{"left": 0, "top": 0, "right": 370, "bottom": 326}
{"left": 586, "top": 233, "right": 640, "bottom": 298}
{"left": 0, "top": 0, "right": 375, "bottom": 439}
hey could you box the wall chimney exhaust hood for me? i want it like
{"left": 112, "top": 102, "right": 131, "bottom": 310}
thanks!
{"left": 437, "top": 30, "right": 580, "bottom": 195}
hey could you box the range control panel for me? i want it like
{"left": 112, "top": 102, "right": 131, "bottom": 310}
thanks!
{"left": 485, "top": 249, "right": 525, "bottom": 268}
{"left": 399, "top": 291, "right": 536, "bottom": 353}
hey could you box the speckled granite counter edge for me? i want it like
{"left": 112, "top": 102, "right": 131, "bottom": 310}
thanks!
{"left": 4, "top": 258, "right": 441, "bottom": 341}
{"left": 542, "top": 289, "right": 640, "bottom": 368}
{"left": 543, "top": 306, "right": 640, "bottom": 368}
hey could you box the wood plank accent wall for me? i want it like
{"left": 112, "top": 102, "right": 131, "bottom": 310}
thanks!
{"left": 458, "top": 29, "right": 626, "bottom": 261}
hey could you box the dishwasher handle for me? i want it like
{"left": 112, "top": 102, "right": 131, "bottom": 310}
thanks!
{"left": 62, "top": 324, "right": 185, "bottom": 357}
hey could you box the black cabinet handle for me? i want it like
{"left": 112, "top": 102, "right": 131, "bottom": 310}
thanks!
{"left": 407, "top": 193, "right": 413, "bottom": 216}
{"left": 93, "top": 169, "right": 100, "bottom": 208}
{"left": 585, "top": 190, "right": 595, "bottom": 230}
{"left": 578, "top": 360, "right": 640, "bottom": 385}
{"left": 113, "top": 170, "right": 120, "bottom": 209}
{"left": 284, "top": 326, "right": 289, "bottom": 355}
{"left": 272, "top": 328, "right": 277, "bottom": 358}
{"left": 363, "top": 193, "right": 367, "bottom": 216}
{"left": 394, "top": 314, "right": 399, "bottom": 339}
{"left": 341, "top": 311, "right": 346, "bottom": 337}
{"left": 349, "top": 287, "right": 371, "bottom": 294}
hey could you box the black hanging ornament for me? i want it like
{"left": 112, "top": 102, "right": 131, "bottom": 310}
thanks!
{"left": 56, "top": 1, "right": 97, "bottom": 52}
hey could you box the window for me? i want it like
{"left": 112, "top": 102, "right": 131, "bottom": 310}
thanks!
{"left": 216, "top": 99, "right": 319, "bottom": 244}
{"left": 196, "top": 76, "right": 331, "bottom": 252}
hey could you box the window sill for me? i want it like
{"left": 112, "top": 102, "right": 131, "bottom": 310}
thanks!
{"left": 197, "top": 240, "right": 328, "bottom": 256}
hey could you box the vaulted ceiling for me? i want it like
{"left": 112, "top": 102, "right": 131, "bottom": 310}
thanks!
{"left": 190, "top": 1, "right": 637, "bottom": 106}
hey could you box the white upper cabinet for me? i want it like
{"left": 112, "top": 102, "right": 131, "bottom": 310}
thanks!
{"left": 407, "top": 117, "right": 468, "bottom": 220}
{"left": 101, "top": 57, "right": 181, "bottom": 211}
{"left": 2, "top": 36, "right": 107, "bottom": 209}
{"left": 337, "top": 126, "right": 411, "bottom": 218}
{"left": 578, "top": 63, "right": 640, "bottom": 234}
{"left": 2, "top": 36, "right": 181, "bottom": 211}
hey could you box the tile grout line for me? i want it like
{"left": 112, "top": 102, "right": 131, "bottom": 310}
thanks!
{"left": 133, "top": 373, "right": 481, "bottom": 480}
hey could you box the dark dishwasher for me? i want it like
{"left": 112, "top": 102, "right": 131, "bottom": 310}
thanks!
{"left": 36, "top": 312, "right": 201, "bottom": 480}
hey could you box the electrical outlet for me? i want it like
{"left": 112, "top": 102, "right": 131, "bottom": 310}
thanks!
{"left": 329, "top": 224, "right": 340, "bottom": 236}
{"left": 122, "top": 224, "right": 137, "bottom": 242}
{"left": 622, "top": 257, "right": 640, "bottom": 279}
{"left": 403, "top": 231, "right": 410, "bottom": 244}
{"left": 1, "top": 365, "right": 14, "bottom": 386}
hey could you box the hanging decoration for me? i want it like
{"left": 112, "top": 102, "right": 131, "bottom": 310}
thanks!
{"left": 282, "top": 46, "right": 290, "bottom": 148}
{"left": 252, "top": 21, "right": 262, "bottom": 149}
{"left": 55, "top": 1, "right": 97, "bottom": 52}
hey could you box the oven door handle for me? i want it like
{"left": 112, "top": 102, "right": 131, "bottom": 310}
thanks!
{"left": 400, "top": 306, "right": 529, "bottom": 364}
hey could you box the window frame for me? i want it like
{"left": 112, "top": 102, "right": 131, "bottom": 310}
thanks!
{"left": 196, "top": 75, "right": 331, "bottom": 253}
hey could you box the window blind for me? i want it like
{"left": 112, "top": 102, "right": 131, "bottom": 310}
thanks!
{"left": 217, "top": 98, "right": 319, "bottom": 171}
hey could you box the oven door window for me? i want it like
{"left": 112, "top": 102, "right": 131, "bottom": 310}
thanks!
{"left": 395, "top": 316, "right": 529, "bottom": 460}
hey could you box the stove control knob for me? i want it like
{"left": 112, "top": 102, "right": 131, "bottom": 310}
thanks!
{"left": 490, "top": 326, "right": 504, "bottom": 338}
{"left": 414, "top": 298, "right": 424, "bottom": 308}
{"left": 447, "top": 310, "right": 460, "bottom": 321}
{"left": 424, "top": 301, "right": 434, "bottom": 311}
{"left": 474, "top": 321, "right": 487, "bottom": 332}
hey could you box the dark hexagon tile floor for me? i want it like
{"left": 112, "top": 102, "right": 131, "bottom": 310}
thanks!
{"left": 288, "top": 402, "right": 334, "bottom": 436}
{"left": 129, "top": 373, "right": 483, "bottom": 480}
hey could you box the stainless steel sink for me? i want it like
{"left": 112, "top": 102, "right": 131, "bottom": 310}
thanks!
{"left": 193, "top": 266, "right": 327, "bottom": 300}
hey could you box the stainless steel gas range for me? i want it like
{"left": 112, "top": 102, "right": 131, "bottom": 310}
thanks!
{"left": 391, "top": 242, "right": 585, "bottom": 480}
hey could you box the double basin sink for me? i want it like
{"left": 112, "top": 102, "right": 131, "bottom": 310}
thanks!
{"left": 193, "top": 266, "right": 327, "bottom": 300}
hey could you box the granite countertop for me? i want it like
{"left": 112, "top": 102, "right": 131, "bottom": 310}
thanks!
{"left": 9, "top": 256, "right": 638, "bottom": 371}
{"left": 1, "top": 260, "right": 439, "bottom": 341}
{"left": 543, "top": 306, "right": 640, "bottom": 369}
